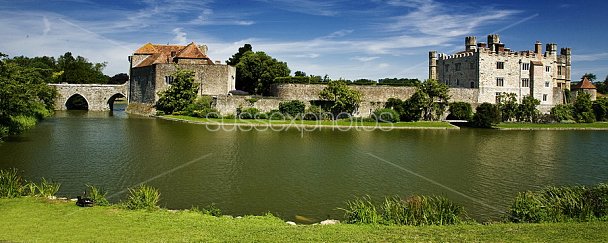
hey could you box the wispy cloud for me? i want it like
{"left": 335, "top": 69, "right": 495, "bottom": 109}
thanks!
{"left": 42, "top": 16, "right": 51, "bottom": 35}
{"left": 352, "top": 56, "right": 380, "bottom": 62}
{"left": 172, "top": 28, "right": 188, "bottom": 45}
{"left": 573, "top": 52, "right": 608, "bottom": 62}
{"left": 256, "top": 0, "right": 344, "bottom": 16}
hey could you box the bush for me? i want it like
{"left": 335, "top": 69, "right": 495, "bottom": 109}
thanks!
{"left": 574, "top": 92, "right": 595, "bottom": 123}
{"left": 303, "top": 105, "right": 330, "bottom": 121}
{"left": 279, "top": 100, "right": 305, "bottom": 118}
{"left": 0, "top": 168, "right": 24, "bottom": 198}
{"left": 86, "top": 184, "right": 110, "bottom": 206}
{"left": 123, "top": 185, "right": 160, "bottom": 210}
{"left": 238, "top": 107, "right": 260, "bottom": 119}
{"left": 447, "top": 102, "right": 473, "bottom": 120}
{"left": 508, "top": 183, "right": 608, "bottom": 223}
{"left": 471, "top": 103, "right": 501, "bottom": 128}
{"left": 372, "top": 108, "right": 400, "bottom": 123}
{"left": 551, "top": 104, "right": 574, "bottom": 122}
{"left": 192, "top": 203, "right": 222, "bottom": 216}
{"left": 340, "top": 196, "right": 381, "bottom": 224}
{"left": 35, "top": 178, "right": 60, "bottom": 198}
{"left": 192, "top": 108, "right": 220, "bottom": 118}
{"left": 592, "top": 98, "right": 608, "bottom": 121}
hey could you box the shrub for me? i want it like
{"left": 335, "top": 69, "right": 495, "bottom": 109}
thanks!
{"left": 192, "top": 203, "right": 222, "bottom": 216}
{"left": 516, "top": 96, "right": 540, "bottom": 122}
{"left": 192, "top": 108, "right": 220, "bottom": 118}
{"left": 238, "top": 107, "right": 260, "bottom": 119}
{"left": 508, "top": 183, "right": 608, "bottom": 223}
{"left": 447, "top": 102, "right": 473, "bottom": 120}
{"left": 592, "top": 98, "right": 608, "bottom": 121}
{"left": 303, "top": 105, "right": 330, "bottom": 121}
{"left": 372, "top": 108, "right": 400, "bottom": 123}
{"left": 265, "top": 109, "right": 285, "bottom": 120}
{"left": 35, "top": 178, "right": 60, "bottom": 198}
{"left": 574, "top": 92, "right": 595, "bottom": 123}
{"left": 86, "top": 184, "right": 110, "bottom": 206}
{"left": 279, "top": 100, "right": 305, "bottom": 118}
{"left": 471, "top": 103, "right": 500, "bottom": 128}
{"left": 123, "top": 185, "right": 161, "bottom": 210}
{"left": 382, "top": 195, "right": 465, "bottom": 226}
{"left": 551, "top": 104, "right": 574, "bottom": 122}
{"left": 0, "top": 168, "right": 24, "bottom": 198}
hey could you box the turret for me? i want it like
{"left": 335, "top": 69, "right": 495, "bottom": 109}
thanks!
{"left": 429, "top": 51, "right": 437, "bottom": 80}
{"left": 546, "top": 43, "right": 557, "bottom": 56}
{"left": 487, "top": 34, "right": 500, "bottom": 45}
{"left": 465, "top": 36, "right": 477, "bottom": 51}
{"left": 534, "top": 41, "right": 542, "bottom": 55}
{"left": 561, "top": 48, "right": 572, "bottom": 87}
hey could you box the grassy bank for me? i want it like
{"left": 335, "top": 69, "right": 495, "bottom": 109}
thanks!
{"left": 162, "top": 115, "right": 457, "bottom": 129}
{"left": 496, "top": 122, "right": 608, "bottom": 130}
{"left": 1, "top": 198, "right": 607, "bottom": 242}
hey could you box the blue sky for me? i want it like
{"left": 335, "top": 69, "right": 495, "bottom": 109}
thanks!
{"left": 1, "top": 0, "right": 606, "bottom": 81}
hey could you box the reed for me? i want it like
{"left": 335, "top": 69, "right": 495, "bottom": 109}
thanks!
{"left": 123, "top": 185, "right": 161, "bottom": 210}
{"left": 0, "top": 168, "right": 24, "bottom": 198}
{"left": 86, "top": 184, "right": 110, "bottom": 206}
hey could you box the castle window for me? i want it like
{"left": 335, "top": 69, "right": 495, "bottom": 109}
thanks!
{"left": 545, "top": 66, "right": 551, "bottom": 72}
{"left": 545, "top": 81, "right": 550, "bottom": 87}
{"left": 496, "top": 77, "right": 504, "bottom": 87}
{"left": 456, "top": 79, "right": 460, "bottom": 85}
{"left": 455, "top": 63, "right": 461, "bottom": 71}
{"left": 165, "top": 76, "right": 174, "bottom": 85}
{"left": 558, "top": 66, "right": 563, "bottom": 75}
{"left": 543, "top": 94, "right": 548, "bottom": 101}
{"left": 470, "top": 81, "right": 475, "bottom": 88}
{"left": 521, "top": 78, "right": 530, "bottom": 87}
{"left": 496, "top": 62, "right": 504, "bottom": 69}
{"left": 522, "top": 63, "right": 530, "bottom": 71}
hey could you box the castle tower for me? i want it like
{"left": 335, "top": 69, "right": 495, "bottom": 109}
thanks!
{"left": 561, "top": 47, "right": 572, "bottom": 88}
{"left": 546, "top": 43, "right": 557, "bottom": 56}
{"left": 465, "top": 36, "right": 477, "bottom": 51}
{"left": 429, "top": 51, "right": 437, "bottom": 80}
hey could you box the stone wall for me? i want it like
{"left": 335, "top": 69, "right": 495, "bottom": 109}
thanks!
{"left": 130, "top": 65, "right": 156, "bottom": 104}
{"left": 272, "top": 84, "right": 417, "bottom": 102}
{"left": 154, "top": 64, "right": 236, "bottom": 100}
{"left": 49, "top": 83, "right": 129, "bottom": 111}
{"left": 215, "top": 95, "right": 283, "bottom": 115}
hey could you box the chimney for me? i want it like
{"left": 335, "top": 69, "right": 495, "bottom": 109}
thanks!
{"left": 534, "top": 41, "right": 542, "bottom": 54}
{"left": 465, "top": 36, "right": 477, "bottom": 51}
{"left": 546, "top": 43, "right": 557, "bottom": 56}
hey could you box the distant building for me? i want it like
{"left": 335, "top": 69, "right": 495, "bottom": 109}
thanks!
{"left": 128, "top": 42, "right": 236, "bottom": 111}
{"left": 429, "top": 34, "right": 571, "bottom": 109}
{"left": 572, "top": 76, "right": 597, "bottom": 101}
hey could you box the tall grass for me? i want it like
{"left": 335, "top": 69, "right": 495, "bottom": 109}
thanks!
{"left": 36, "top": 178, "right": 60, "bottom": 198}
{"left": 508, "top": 183, "right": 608, "bottom": 223}
{"left": 340, "top": 195, "right": 465, "bottom": 225}
{"left": 86, "top": 184, "right": 110, "bottom": 206}
{"left": 123, "top": 185, "right": 160, "bottom": 210}
{"left": 191, "top": 203, "right": 222, "bottom": 216}
{"left": 0, "top": 168, "right": 24, "bottom": 198}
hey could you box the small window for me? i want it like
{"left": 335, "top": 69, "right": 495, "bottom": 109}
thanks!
{"left": 496, "top": 62, "right": 504, "bottom": 69}
{"left": 522, "top": 63, "right": 530, "bottom": 71}
{"left": 546, "top": 66, "right": 551, "bottom": 72}
{"left": 496, "top": 77, "right": 504, "bottom": 87}
{"left": 496, "top": 92, "right": 502, "bottom": 103}
{"left": 522, "top": 78, "right": 530, "bottom": 87}
{"left": 543, "top": 94, "right": 548, "bottom": 101}
{"left": 470, "top": 81, "right": 475, "bottom": 88}
{"left": 545, "top": 81, "right": 550, "bottom": 87}
{"left": 456, "top": 79, "right": 460, "bottom": 85}
{"left": 165, "top": 76, "right": 174, "bottom": 85}
{"left": 558, "top": 66, "right": 563, "bottom": 75}
{"left": 455, "top": 63, "right": 461, "bottom": 71}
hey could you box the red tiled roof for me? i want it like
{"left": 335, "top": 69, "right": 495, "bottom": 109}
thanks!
{"left": 573, "top": 77, "right": 597, "bottom": 89}
{"left": 132, "top": 42, "right": 211, "bottom": 67}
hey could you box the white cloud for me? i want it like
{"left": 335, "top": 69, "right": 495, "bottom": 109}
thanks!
{"left": 352, "top": 56, "right": 379, "bottom": 62}
{"left": 573, "top": 52, "right": 608, "bottom": 62}
{"left": 255, "top": 0, "right": 342, "bottom": 16}
{"left": 42, "top": 16, "right": 51, "bottom": 35}
{"left": 172, "top": 28, "right": 188, "bottom": 45}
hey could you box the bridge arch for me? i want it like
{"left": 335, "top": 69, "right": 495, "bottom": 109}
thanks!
{"left": 107, "top": 93, "right": 127, "bottom": 111}
{"left": 49, "top": 83, "right": 129, "bottom": 111}
{"left": 65, "top": 93, "right": 90, "bottom": 110}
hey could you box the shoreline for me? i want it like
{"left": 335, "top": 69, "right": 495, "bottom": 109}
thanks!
{"left": 157, "top": 115, "right": 461, "bottom": 130}
{"left": 496, "top": 122, "right": 608, "bottom": 130}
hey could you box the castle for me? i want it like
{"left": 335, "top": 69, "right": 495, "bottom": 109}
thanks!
{"left": 128, "top": 42, "right": 236, "bottom": 112}
{"left": 429, "top": 34, "right": 571, "bottom": 109}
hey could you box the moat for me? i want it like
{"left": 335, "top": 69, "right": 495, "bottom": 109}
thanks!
{"left": 1, "top": 104, "right": 607, "bottom": 222}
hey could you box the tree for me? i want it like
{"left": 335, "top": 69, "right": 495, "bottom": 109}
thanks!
{"left": 516, "top": 96, "right": 540, "bottom": 122}
{"left": 582, "top": 73, "right": 597, "bottom": 82}
{"left": 573, "top": 92, "right": 595, "bottom": 123}
{"left": 294, "top": 71, "right": 306, "bottom": 77}
{"left": 418, "top": 79, "right": 450, "bottom": 121}
{"left": 0, "top": 54, "right": 57, "bottom": 140}
{"left": 155, "top": 69, "right": 198, "bottom": 115}
{"left": 319, "top": 80, "right": 362, "bottom": 116}
{"left": 550, "top": 104, "right": 574, "bottom": 122}
{"left": 592, "top": 98, "right": 608, "bottom": 121}
{"left": 498, "top": 93, "right": 518, "bottom": 122}
{"left": 226, "top": 44, "right": 252, "bottom": 66}
{"left": 235, "top": 51, "right": 290, "bottom": 95}
{"left": 472, "top": 103, "right": 501, "bottom": 128}
{"left": 279, "top": 100, "right": 305, "bottom": 118}
{"left": 108, "top": 73, "right": 129, "bottom": 84}
{"left": 447, "top": 102, "right": 473, "bottom": 120}
{"left": 56, "top": 52, "right": 109, "bottom": 84}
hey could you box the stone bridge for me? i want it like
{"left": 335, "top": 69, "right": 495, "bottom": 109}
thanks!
{"left": 49, "top": 83, "right": 129, "bottom": 111}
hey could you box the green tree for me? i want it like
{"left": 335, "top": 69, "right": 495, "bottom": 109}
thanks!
{"left": 56, "top": 52, "right": 109, "bottom": 84}
{"left": 592, "top": 98, "right": 608, "bottom": 121}
{"left": 472, "top": 103, "right": 501, "bottom": 128}
{"left": 550, "top": 104, "right": 574, "bottom": 122}
{"left": 419, "top": 79, "right": 450, "bottom": 121}
{"left": 447, "top": 102, "right": 473, "bottom": 120}
{"left": 0, "top": 54, "right": 57, "bottom": 140}
{"left": 516, "top": 96, "right": 540, "bottom": 122}
{"left": 226, "top": 44, "right": 252, "bottom": 66}
{"left": 582, "top": 73, "right": 597, "bottom": 82}
{"left": 155, "top": 69, "right": 198, "bottom": 115}
{"left": 235, "top": 51, "right": 290, "bottom": 95}
{"left": 372, "top": 108, "right": 400, "bottom": 123}
{"left": 279, "top": 100, "right": 305, "bottom": 118}
{"left": 573, "top": 92, "right": 595, "bottom": 123}
{"left": 319, "top": 80, "right": 362, "bottom": 116}
{"left": 498, "top": 93, "right": 518, "bottom": 122}
{"left": 108, "top": 73, "right": 129, "bottom": 84}
{"left": 294, "top": 71, "right": 306, "bottom": 77}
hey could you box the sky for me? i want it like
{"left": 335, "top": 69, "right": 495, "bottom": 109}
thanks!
{"left": 0, "top": 0, "right": 607, "bottom": 81}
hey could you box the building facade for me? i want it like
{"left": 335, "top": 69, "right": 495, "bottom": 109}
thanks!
{"left": 128, "top": 42, "right": 236, "bottom": 112}
{"left": 429, "top": 34, "right": 571, "bottom": 109}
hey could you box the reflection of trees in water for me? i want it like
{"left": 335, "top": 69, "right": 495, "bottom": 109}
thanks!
{"left": 66, "top": 94, "right": 88, "bottom": 110}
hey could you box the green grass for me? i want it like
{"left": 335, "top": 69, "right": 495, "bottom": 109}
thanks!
{"left": 1, "top": 198, "right": 608, "bottom": 242}
{"left": 497, "top": 122, "right": 608, "bottom": 129}
{"left": 163, "top": 115, "right": 456, "bottom": 129}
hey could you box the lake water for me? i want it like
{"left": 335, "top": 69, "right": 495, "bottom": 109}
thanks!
{"left": 1, "top": 105, "right": 607, "bottom": 223}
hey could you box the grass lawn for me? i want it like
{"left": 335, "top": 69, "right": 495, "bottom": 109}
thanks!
{"left": 1, "top": 198, "right": 608, "bottom": 242}
{"left": 497, "top": 122, "right": 608, "bottom": 130}
{"left": 163, "top": 115, "right": 457, "bottom": 129}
